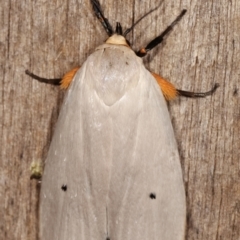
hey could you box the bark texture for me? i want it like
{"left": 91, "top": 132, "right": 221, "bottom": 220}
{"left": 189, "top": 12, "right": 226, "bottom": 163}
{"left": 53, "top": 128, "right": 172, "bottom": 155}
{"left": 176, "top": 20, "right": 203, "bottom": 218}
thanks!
{"left": 1, "top": 0, "right": 239, "bottom": 239}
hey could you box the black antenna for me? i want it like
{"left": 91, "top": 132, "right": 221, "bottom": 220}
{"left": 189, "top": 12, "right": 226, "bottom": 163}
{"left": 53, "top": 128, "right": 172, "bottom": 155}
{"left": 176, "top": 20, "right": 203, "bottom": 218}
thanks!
{"left": 124, "top": 3, "right": 162, "bottom": 37}
{"left": 91, "top": 0, "right": 113, "bottom": 36}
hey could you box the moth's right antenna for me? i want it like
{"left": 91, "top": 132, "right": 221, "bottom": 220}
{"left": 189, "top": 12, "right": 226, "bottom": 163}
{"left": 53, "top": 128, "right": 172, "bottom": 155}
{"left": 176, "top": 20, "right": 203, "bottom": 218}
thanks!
{"left": 124, "top": 4, "right": 161, "bottom": 37}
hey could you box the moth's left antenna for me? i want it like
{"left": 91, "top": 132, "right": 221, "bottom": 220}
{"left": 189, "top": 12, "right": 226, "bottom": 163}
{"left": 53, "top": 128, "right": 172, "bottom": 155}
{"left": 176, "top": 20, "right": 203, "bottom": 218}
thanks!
{"left": 91, "top": 0, "right": 113, "bottom": 36}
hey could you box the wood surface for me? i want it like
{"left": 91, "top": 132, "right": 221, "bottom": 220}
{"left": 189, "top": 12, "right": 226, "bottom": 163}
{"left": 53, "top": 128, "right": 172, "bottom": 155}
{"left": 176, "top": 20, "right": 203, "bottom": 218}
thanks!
{"left": 1, "top": 0, "right": 239, "bottom": 239}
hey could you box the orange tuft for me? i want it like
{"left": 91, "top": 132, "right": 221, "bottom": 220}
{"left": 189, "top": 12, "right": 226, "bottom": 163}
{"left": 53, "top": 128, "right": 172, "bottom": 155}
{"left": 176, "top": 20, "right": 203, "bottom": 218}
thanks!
{"left": 139, "top": 48, "right": 147, "bottom": 54}
{"left": 151, "top": 72, "right": 177, "bottom": 101}
{"left": 60, "top": 67, "right": 80, "bottom": 89}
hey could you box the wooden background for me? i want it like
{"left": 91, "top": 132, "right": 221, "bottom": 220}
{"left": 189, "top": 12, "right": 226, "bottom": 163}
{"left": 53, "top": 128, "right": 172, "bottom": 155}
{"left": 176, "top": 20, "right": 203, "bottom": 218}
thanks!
{"left": 1, "top": 0, "right": 239, "bottom": 239}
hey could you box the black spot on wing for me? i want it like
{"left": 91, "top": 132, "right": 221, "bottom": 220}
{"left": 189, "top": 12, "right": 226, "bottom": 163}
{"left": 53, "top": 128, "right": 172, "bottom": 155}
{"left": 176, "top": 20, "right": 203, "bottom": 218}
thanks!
{"left": 149, "top": 193, "right": 156, "bottom": 199}
{"left": 61, "top": 184, "right": 67, "bottom": 191}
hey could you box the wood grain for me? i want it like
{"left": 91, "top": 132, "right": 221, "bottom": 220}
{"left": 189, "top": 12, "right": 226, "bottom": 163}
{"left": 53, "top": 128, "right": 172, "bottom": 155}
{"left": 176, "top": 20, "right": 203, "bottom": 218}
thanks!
{"left": 1, "top": 0, "right": 239, "bottom": 239}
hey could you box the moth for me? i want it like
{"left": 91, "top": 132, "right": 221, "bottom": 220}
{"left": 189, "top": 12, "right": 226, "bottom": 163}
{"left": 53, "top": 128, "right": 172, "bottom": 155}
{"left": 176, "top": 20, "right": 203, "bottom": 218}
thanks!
{"left": 26, "top": 1, "right": 218, "bottom": 239}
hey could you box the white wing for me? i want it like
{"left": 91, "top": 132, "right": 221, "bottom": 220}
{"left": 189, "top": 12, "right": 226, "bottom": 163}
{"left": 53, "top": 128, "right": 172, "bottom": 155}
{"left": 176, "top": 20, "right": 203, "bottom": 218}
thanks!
{"left": 40, "top": 44, "right": 186, "bottom": 240}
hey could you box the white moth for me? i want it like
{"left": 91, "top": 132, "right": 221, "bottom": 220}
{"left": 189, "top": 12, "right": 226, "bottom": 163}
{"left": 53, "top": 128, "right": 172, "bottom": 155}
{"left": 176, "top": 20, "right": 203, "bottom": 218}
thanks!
{"left": 40, "top": 38, "right": 186, "bottom": 239}
{"left": 26, "top": 1, "right": 218, "bottom": 239}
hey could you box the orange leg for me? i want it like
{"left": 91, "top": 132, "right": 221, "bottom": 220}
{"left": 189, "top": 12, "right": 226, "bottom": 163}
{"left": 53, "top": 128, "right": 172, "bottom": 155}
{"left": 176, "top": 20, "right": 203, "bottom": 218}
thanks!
{"left": 151, "top": 72, "right": 219, "bottom": 100}
{"left": 25, "top": 67, "right": 80, "bottom": 89}
{"left": 60, "top": 67, "right": 80, "bottom": 89}
{"left": 151, "top": 72, "right": 177, "bottom": 101}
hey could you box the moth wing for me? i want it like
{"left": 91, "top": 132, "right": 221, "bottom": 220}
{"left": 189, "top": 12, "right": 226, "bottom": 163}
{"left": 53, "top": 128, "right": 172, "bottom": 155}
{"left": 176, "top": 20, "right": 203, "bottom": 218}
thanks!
{"left": 40, "top": 45, "right": 186, "bottom": 240}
